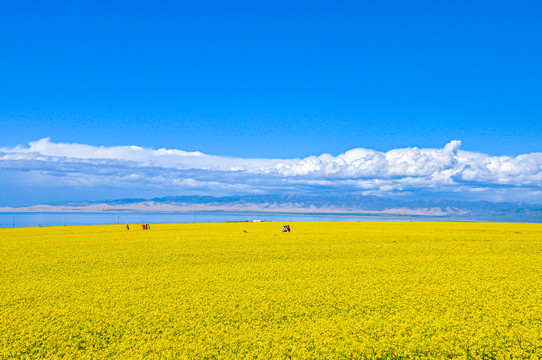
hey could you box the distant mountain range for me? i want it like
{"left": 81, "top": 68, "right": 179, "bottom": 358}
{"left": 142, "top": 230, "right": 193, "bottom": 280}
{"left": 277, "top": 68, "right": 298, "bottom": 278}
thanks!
{"left": 1, "top": 194, "right": 541, "bottom": 222}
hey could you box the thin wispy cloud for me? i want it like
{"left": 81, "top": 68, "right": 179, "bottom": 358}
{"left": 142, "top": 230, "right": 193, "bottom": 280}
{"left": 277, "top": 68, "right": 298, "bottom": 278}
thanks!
{"left": 1, "top": 138, "right": 541, "bottom": 205}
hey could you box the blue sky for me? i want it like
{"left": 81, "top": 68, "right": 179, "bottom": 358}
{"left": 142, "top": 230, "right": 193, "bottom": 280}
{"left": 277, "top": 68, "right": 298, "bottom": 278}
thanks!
{"left": 1, "top": 1, "right": 541, "bottom": 206}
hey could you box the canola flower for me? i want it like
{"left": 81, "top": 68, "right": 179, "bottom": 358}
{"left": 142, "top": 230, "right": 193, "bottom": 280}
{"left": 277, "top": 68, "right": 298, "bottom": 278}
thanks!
{"left": 1, "top": 221, "right": 542, "bottom": 359}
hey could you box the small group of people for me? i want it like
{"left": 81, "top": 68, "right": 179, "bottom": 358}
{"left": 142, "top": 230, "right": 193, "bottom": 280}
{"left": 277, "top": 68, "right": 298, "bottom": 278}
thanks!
{"left": 282, "top": 225, "right": 291, "bottom": 232}
{"left": 126, "top": 224, "right": 150, "bottom": 230}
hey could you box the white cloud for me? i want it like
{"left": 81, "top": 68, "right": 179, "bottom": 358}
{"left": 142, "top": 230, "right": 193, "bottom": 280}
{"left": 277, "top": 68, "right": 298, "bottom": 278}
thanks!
{"left": 1, "top": 138, "right": 542, "bottom": 204}
{"left": 3, "top": 137, "right": 282, "bottom": 171}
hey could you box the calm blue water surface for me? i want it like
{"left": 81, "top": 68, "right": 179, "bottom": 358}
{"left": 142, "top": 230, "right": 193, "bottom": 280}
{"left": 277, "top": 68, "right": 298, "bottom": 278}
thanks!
{"left": 0, "top": 212, "right": 400, "bottom": 228}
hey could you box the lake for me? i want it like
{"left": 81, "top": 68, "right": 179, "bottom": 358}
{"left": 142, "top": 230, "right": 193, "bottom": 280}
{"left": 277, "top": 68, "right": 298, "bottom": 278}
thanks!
{"left": 0, "top": 212, "right": 402, "bottom": 228}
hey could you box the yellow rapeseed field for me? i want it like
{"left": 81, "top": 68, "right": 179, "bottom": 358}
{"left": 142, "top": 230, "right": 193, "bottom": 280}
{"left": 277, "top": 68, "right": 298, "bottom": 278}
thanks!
{"left": 1, "top": 221, "right": 542, "bottom": 359}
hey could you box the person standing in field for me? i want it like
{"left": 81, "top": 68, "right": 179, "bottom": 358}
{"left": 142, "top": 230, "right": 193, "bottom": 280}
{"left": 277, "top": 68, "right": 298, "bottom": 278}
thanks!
{"left": 126, "top": 225, "right": 129, "bottom": 230}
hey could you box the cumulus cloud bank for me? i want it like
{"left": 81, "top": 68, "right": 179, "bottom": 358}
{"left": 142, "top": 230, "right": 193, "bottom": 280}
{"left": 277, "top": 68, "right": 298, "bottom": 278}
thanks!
{"left": 1, "top": 138, "right": 542, "bottom": 204}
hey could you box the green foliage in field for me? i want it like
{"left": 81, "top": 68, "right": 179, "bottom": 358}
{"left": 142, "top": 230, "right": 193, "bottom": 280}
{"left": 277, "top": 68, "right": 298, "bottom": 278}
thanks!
{"left": 1, "top": 222, "right": 542, "bottom": 359}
